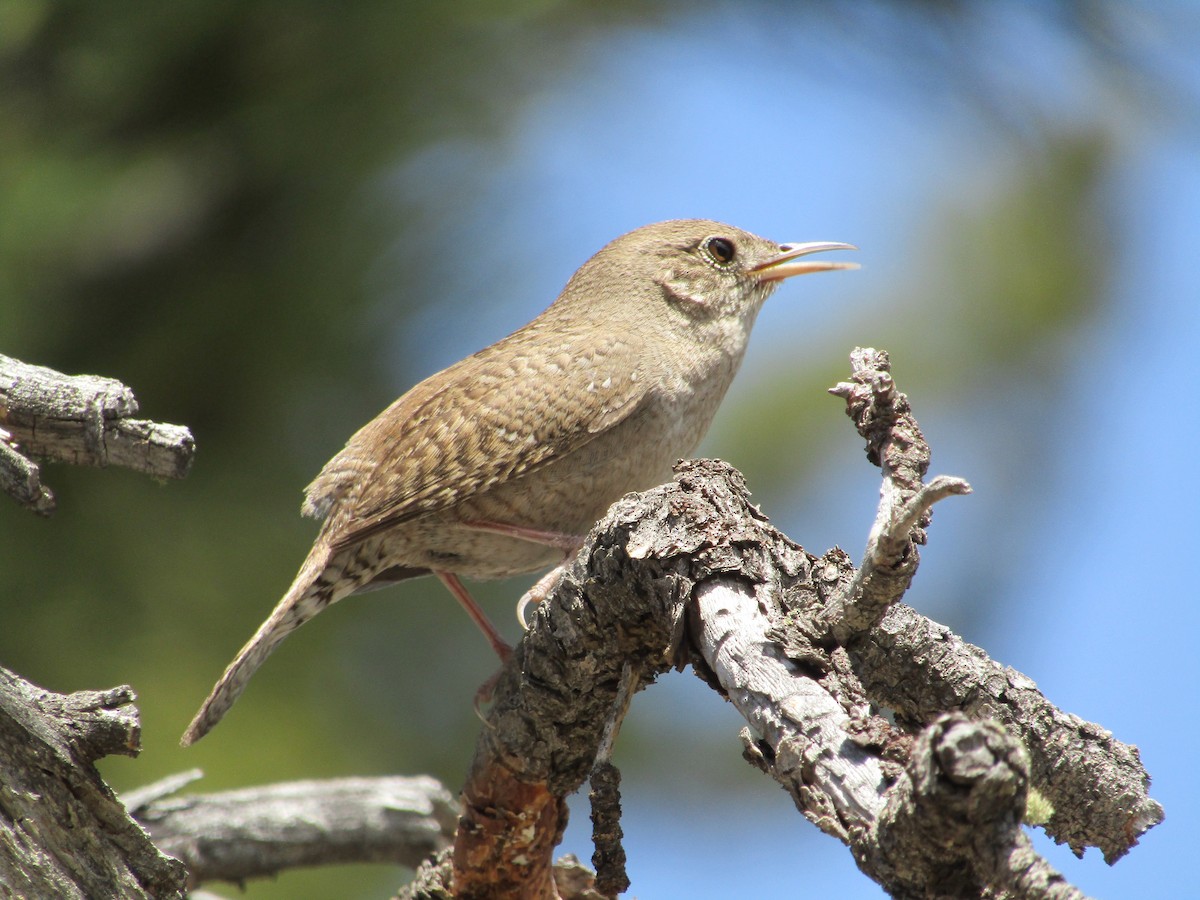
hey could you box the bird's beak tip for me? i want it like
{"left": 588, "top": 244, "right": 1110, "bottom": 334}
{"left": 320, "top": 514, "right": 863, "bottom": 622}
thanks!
{"left": 751, "top": 241, "right": 859, "bottom": 282}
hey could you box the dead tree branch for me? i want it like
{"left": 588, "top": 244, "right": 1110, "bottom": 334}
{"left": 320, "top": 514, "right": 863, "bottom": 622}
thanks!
{"left": 0, "top": 353, "right": 194, "bottom": 514}
{"left": 0, "top": 668, "right": 187, "bottom": 899}
{"left": 431, "top": 347, "right": 1161, "bottom": 899}
{"left": 129, "top": 773, "right": 457, "bottom": 888}
{"left": 823, "top": 347, "right": 971, "bottom": 638}
{"left": 0, "top": 662, "right": 459, "bottom": 898}
{"left": 0, "top": 348, "right": 1161, "bottom": 898}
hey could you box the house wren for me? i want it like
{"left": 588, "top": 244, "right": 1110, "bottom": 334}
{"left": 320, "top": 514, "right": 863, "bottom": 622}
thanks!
{"left": 181, "top": 219, "right": 856, "bottom": 746}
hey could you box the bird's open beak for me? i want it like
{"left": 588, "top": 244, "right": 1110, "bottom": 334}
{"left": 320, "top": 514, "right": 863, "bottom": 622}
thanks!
{"left": 750, "top": 241, "right": 859, "bottom": 282}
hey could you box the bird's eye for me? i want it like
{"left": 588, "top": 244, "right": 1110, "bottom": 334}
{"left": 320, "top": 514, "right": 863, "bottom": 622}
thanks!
{"left": 703, "top": 236, "right": 736, "bottom": 266}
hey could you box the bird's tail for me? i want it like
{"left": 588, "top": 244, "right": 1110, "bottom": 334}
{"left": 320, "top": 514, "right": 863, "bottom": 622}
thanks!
{"left": 181, "top": 544, "right": 343, "bottom": 746}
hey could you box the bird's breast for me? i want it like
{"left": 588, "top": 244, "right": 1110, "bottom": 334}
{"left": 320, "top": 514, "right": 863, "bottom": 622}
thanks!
{"left": 373, "top": 335, "right": 747, "bottom": 581}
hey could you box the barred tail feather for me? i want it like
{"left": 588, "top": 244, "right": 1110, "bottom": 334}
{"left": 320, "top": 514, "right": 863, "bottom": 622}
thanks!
{"left": 181, "top": 545, "right": 339, "bottom": 746}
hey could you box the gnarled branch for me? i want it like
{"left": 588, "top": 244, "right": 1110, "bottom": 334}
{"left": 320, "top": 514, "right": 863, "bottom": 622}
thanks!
{"left": 0, "top": 668, "right": 187, "bottom": 899}
{"left": 437, "top": 348, "right": 1160, "bottom": 899}
{"left": 129, "top": 773, "right": 457, "bottom": 888}
{"left": 0, "top": 349, "right": 1160, "bottom": 899}
{"left": 0, "top": 353, "right": 194, "bottom": 514}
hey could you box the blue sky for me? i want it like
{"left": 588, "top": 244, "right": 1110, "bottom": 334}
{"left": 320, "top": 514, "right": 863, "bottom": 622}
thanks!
{"left": 375, "top": 6, "right": 1198, "bottom": 897}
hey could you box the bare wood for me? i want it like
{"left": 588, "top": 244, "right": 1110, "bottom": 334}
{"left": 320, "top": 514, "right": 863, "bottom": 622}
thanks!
{"left": 694, "top": 578, "right": 888, "bottom": 841}
{"left": 445, "top": 348, "right": 1160, "bottom": 898}
{"left": 0, "top": 353, "right": 194, "bottom": 514}
{"left": 823, "top": 347, "right": 971, "bottom": 638}
{"left": 0, "top": 670, "right": 454, "bottom": 897}
{"left": 0, "top": 667, "right": 187, "bottom": 899}
{"left": 824, "top": 348, "right": 1161, "bottom": 865}
{"left": 130, "top": 774, "right": 457, "bottom": 888}
{"left": 852, "top": 604, "right": 1164, "bottom": 864}
{"left": 400, "top": 850, "right": 605, "bottom": 900}
{"left": 0, "top": 348, "right": 1160, "bottom": 897}
{"left": 874, "top": 714, "right": 1088, "bottom": 899}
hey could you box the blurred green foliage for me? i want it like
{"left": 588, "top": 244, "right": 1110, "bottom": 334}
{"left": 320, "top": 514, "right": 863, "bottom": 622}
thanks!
{"left": 0, "top": 5, "right": 648, "bottom": 896}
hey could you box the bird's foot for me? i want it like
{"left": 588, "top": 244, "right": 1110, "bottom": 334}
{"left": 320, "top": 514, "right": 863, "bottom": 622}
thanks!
{"left": 516, "top": 563, "right": 569, "bottom": 630}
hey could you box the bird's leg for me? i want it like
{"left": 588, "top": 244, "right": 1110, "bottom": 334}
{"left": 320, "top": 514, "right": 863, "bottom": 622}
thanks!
{"left": 435, "top": 571, "right": 512, "bottom": 661}
{"left": 438, "top": 523, "right": 584, "bottom": 714}
{"left": 434, "top": 571, "right": 512, "bottom": 721}
{"left": 460, "top": 519, "right": 585, "bottom": 628}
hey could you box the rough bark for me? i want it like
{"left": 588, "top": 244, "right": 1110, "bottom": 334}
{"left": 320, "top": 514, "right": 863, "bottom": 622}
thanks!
{"left": 0, "top": 348, "right": 1162, "bottom": 898}
{"left": 398, "top": 850, "right": 606, "bottom": 900}
{"left": 444, "top": 348, "right": 1161, "bottom": 899}
{"left": 852, "top": 605, "right": 1159, "bottom": 865}
{"left": 0, "top": 665, "right": 459, "bottom": 899}
{"left": 0, "top": 668, "right": 188, "bottom": 899}
{"left": 0, "top": 353, "right": 194, "bottom": 514}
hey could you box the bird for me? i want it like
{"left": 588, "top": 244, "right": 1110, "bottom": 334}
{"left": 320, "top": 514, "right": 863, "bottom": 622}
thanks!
{"left": 181, "top": 219, "right": 857, "bottom": 746}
